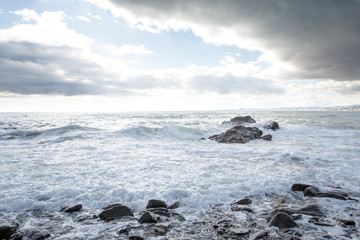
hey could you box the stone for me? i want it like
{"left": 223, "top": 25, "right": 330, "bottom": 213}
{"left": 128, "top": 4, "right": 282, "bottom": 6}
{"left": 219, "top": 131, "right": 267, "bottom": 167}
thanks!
{"left": 268, "top": 212, "right": 298, "bottom": 228}
{"left": 146, "top": 199, "right": 167, "bottom": 209}
{"left": 262, "top": 134, "right": 272, "bottom": 141}
{"left": 209, "top": 126, "right": 263, "bottom": 143}
{"left": 230, "top": 205, "right": 253, "bottom": 212}
{"left": 119, "top": 226, "right": 131, "bottom": 235}
{"left": 338, "top": 219, "right": 356, "bottom": 226}
{"left": 0, "top": 222, "right": 18, "bottom": 240}
{"left": 24, "top": 229, "right": 51, "bottom": 240}
{"left": 249, "top": 230, "right": 270, "bottom": 240}
{"left": 99, "top": 204, "right": 134, "bottom": 221}
{"left": 145, "top": 224, "right": 168, "bottom": 236}
{"left": 228, "top": 227, "right": 250, "bottom": 236}
{"left": 291, "top": 183, "right": 317, "bottom": 192}
{"left": 168, "top": 201, "right": 180, "bottom": 209}
{"left": 275, "top": 204, "right": 324, "bottom": 217}
{"left": 233, "top": 198, "right": 252, "bottom": 205}
{"left": 316, "top": 192, "right": 347, "bottom": 200}
{"left": 222, "top": 116, "right": 256, "bottom": 125}
{"left": 139, "top": 211, "right": 158, "bottom": 224}
{"left": 304, "top": 187, "right": 320, "bottom": 197}
{"left": 129, "top": 236, "right": 145, "bottom": 240}
{"left": 61, "top": 204, "right": 82, "bottom": 213}
{"left": 263, "top": 121, "right": 279, "bottom": 130}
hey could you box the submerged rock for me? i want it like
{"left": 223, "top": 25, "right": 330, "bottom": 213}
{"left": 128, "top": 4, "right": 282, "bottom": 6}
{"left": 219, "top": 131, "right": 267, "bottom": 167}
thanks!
{"left": 263, "top": 120, "right": 279, "bottom": 130}
{"left": 0, "top": 222, "right": 18, "bottom": 240}
{"left": 99, "top": 204, "right": 134, "bottom": 221}
{"left": 261, "top": 134, "right": 272, "bottom": 141}
{"left": 61, "top": 204, "right": 82, "bottom": 213}
{"left": 316, "top": 192, "right": 347, "bottom": 200}
{"left": 222, "top": 116, "right": 256, "bottom": 125}
{"left": 232, "top": 198, "right": 252, "bottom": 205}
{"left": 304, "top": 187, "right": 320, "bottom": 197}
{"left": 209, "top": 126, "right": 263, "bottom": 143}
{"left": 146, "top": 199, "right": 167, "bottom": 209}
{"left": 272, "top": 204, "right": 324, "bottom": 217}
{"left": 291, "top": 183, "right": 317, "bottom": 192}
{"left": 268, "top": 212, "right": 298, "bottom": 228}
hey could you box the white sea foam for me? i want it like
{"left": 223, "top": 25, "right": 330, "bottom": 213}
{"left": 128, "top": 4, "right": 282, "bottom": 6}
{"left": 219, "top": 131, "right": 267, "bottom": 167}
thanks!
{"left": 0, "top": 111, "right": 359, "bottom": 238}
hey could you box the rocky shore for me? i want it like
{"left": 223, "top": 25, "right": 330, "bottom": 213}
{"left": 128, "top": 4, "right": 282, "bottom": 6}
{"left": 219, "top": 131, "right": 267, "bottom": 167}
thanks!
{"left": 1, "top": 183, "right": 359, "bottom": 239}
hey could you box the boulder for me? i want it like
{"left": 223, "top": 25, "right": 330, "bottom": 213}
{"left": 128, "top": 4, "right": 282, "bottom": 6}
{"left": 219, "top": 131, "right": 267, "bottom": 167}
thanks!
{"left": 0, "top": 222, "right": 18, "bottom": 240}
{"left": 99, "top": 204, "right": 134, "bottom": 221}
{"left": 262, "top": 134, "right": 272, "bottom": 141}
{"left": 146, "top": 199, "right": 167, "bottom": 209}
{"left": 291, "top": 183, "right": 318, "bottom": 192}
{"left": 268, "top": 212, "right": 298, "bottom": 228}
{"left": 263, "top": 121, "right": 279, "bottom": 130}
{"left": 139, "top": 211, "right": 158, "bottom": 224}
{"left": 222, "top": 116, "right": 256, "bottom": 125}
{"left": 61, "top": 204, "right": 82, "bottom": 213}
{"left": 209, "top": 126, "right": 263, "bottom": 143}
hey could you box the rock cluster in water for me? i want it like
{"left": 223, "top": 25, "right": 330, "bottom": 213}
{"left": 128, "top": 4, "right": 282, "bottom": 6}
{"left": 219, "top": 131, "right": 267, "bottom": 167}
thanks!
{"left": 209, "top": 115, "right": 280, "bottom": 143}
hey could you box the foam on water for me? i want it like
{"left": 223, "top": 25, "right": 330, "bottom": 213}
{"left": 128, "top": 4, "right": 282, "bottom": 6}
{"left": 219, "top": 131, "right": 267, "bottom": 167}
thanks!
{"left": 0, "top": 111, "right": 359, "bottom": 237}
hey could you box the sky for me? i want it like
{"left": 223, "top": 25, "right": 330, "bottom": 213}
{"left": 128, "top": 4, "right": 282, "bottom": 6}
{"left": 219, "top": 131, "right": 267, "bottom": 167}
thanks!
{"left": 0, "top": 0, "right": 359, "bottom": 112}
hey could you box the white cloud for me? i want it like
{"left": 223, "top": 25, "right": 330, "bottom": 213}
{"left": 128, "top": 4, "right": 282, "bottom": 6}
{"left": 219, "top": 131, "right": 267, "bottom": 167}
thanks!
{"left": 105, "top": 44, "right": 153, "bottom": 56}
{"left": 77, "top": 16, "right": 91, "bottom": 23}
{"left": 88, "top": 13, "right": 102, "bottom": 20}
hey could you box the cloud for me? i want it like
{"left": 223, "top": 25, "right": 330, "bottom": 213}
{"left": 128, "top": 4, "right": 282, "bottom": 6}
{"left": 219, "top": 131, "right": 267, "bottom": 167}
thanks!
{"left": 105, "top": 44, "right": 153, "bottom": 56}
{"left": 77, "top": 16, "right": 91, "bottom": 23}
{"left": 87, "top": 0, "right": 360, "bottom": 82}
{"left": 88, "top": 12, "right": 102, "bottom": 20}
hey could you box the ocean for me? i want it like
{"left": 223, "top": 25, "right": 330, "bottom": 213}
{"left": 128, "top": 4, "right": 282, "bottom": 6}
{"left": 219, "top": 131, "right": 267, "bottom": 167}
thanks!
{"left": 0, "top": 111, "right": 359, "bottom": 239}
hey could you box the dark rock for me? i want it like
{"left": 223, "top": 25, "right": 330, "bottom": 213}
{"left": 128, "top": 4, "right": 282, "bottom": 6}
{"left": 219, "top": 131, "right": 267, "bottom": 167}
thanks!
{"left": 233, "top": 198, "right": 252, "bottom": 205}
{"left": 268, "top": 212, "right": 298, "bottom": 228}
{"left": 139, "top": 211, "right": 158, "bottom": 224}
{"left": 119, "top": 226, "right": 131, "bottom": 235}
{"left": 304, "top": 187, "right": 320, "bottom": 197}
{"left": 274, "top": 204, "right": 324, "bottom": 217}
{"left": 230, "top": 205, "right": 253, "bottom": 212}
{"left": 103, "top": 203, "right": 123, "bottom": 210}
{"left": 291, "top": 183, "right": 317, "bottom": 192}
{"left": 99, "top": 204, "right": 134, "bottom": 221}
{"left": 0, "top": 222, "right": 18, "bottom": 240}
{"left": 228, "top": 227, "right": 250, "bottom": 236}
{"left": 152, "top": 211, "right": 171, "bottom": 217}
{"left": 249, "top": 230, "right": 270, "bottom": 240}
{"left": 168, "top": 201, "right": 180, "bottom": 209}
{"left": 200, "top": 137, "right": 206, "bottom": 141}
{"left": 24, "top": 229, "right": 50, "bottom": 240}
{"left": 209, "top": 125, "right": 263, "bottom": 143}
{"left": 146, "top": 199, "right": 167, "bottom": 209}
{"left": 129, "top": 236, "right": 144, "bottom": 240}
{"left": 145, "top": 224, "right": 168, "bottom": 236}
{"left": 171, "top": 212, "right": 186, "bottom": 222}
{"left": 262, "top": 134, "right": 272, "bottom": 141}
{"left": 222, "top": 116, "right": 256, "bottom": 125}
{"left": 328, "top": 190, "right": 348, "bottom": 197}
{"left": 338, "top": 219, "right": 356, "bottom": 226}
{"left": 9, "top": 232, "right": 23, "bottom": 240}
{"left": 146, "top": 207, "right": 168, "bottom": 212}
{"left": 60, "top": 204, "right": 82, "bottom": 213}
{"left": 263, "top": 120, "right": 279, "bottom": 130}
{"left": 316, "top": 192, "right": 347, "bottom": 200}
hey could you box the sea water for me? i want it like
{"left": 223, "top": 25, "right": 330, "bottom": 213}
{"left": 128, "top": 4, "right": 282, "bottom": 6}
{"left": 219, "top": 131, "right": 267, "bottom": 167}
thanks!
{"left": 0, "top": 111, "right": 359, "bottom": 237}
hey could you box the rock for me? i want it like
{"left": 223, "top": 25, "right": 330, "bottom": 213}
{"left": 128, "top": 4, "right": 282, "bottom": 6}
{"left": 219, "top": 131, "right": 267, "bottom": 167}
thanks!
{"left": 146, "top": 207, "right": 168, "bottom": 213}
{"left": 0, "top": 222, "right": 18, "bottom": 240}
{"left": 304, "top": 187, "right": 320, "bottom": 197}
{"left": 146, "top": 199, "right": 167, "bottom": 209}
{"left": 209, "top": 126, "right": 263, "bottom": 143}
{"left": 171, "top": 212, "right": 186, "bottom": 222}
{"left": 316, "top": 192, "right": 347, "bottom": 200}
{"left": 168, "top": 201, "right": 180, "bottom": 209}
{"left": 119, "top": 226, "right": 131, "bottom": 235}
{"left": 291, "top": 183, "right": 317, "bottom": 192}
{"left": 61, "top": 204, "right": 82, "bottom": 213}
{"left": 268, "top": 212, "right": 298, "bottom": 228}
{"left": 24, "top": 229, "right": 50, "bottom": 240}
{"left": 249, "top": 230, "right": 270, "bottom": 240}
{"left": 129, "top": 236, "right": 144, "bottom": 240}
{"left": 263, "top": 120, "right": 279, "bottom": 130}
{"left": 338, "top": 219, "right": 356, "bottom": 226}
{"left": 99, "top": 204, "right": 134, "bottom": 221}
{"left": 139, "top": 211, "right": 158, "bottom": 224}
{"left": 261, "top": 134, "right": 272, "bottom": 141}
{"left": 227, "top": 227, "right": 250, "bottom": 236}
{"left": 222, "top": 116, "right": 256, "bottom": 125}
{"left": 230, "top": 205, "right": 253, "bottom": 212}
{"left": 273, "top": 204, "right": 324, "bottom": 217}
{"left": 152, "top": 210, "right": 171, "bottom": 217}
{"left": 233, "top": 198, "right": 252, "bottom": 205}
{"left": 145, "top": 224, "right": 168, "bottom": 236}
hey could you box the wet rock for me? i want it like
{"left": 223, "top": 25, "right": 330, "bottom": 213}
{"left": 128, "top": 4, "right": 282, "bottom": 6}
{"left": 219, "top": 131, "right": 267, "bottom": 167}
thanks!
{"left": 119, "top": 226, "right": 131, "bottom": 235}
{"left": 268, "top": 212, "right": 298, "bottom": 228}
{"left": 230, "top": 205, "right": 253, "bottom": 212}
{"left": 227, "top": 227, "right": 250, "bottom": 236}
{"left": 273, "top": 204, "right": 324, "bottom": 217}
{"left": 171, "top": 212, "right": 186, "bottom": 222}
{"left": 262, "top": 134, "right": 272, "bottom": 141}
{"left": 60, "top": 204, "right": 82, "bottom": 213}
{"left": 145, "top": 224, "right": 168, "bottom": 236}
{"left": 249, "top": 230, "right": 270, "bottom": 240}
{"left": 0, "top": 222, "right": 18, "bottom": 240}
{"left": 168, "top": 201, "right": 180, "bottom": 209}
{"left": 24, "top": 229, "right": 50, "bottom": 240}
{"left": 146, "top": 207, "right": 168, "bottom": 213}
{"left": 146, "top": 199, "right": 167, "bottom": 209}
{"left": 233, "top": 197, "right": 252, "bottom": 205}
{"left": 263, "top": 120, "right": 279, "bottom": 130}
{"left": 129, "top": 236, "right": 144, "bottom": 240}
{"left": 152, "top": 210, "right": 171, "bottom": 218}
{"left": 304, "top": 187, "right": 320, "bottom": 197}
{"left": 139, "top": 211, "right": 158, "bottom": 224}
{"left": 222, "top": 116, "right": 256, "bottom": 125}
{"left": 99, "top": 204, "right": 134, "bottom": 221}
{"left": 316, "top": 192, "right": 347, "bottom": 200}
{"left": 291, "top": 183, "right": 318, "bottom": 192}
{"left": 338, "top": 219, "right": 356, "bottom": 226}
{"left": 209, "top": 125, "right": 263, "bottom": 143}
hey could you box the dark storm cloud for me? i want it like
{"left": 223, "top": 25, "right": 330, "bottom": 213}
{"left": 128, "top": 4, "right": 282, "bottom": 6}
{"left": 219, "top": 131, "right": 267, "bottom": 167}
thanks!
{"left": 190, "top": 75, "right": 284, "bottom": 95}
{"left": 108, "top": 0, "right": 360, "bottom": 81}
